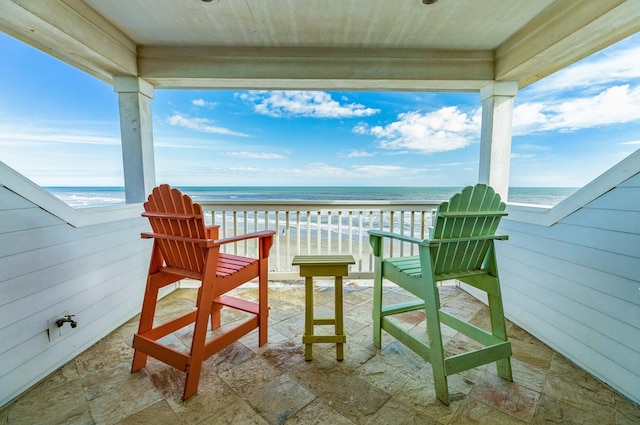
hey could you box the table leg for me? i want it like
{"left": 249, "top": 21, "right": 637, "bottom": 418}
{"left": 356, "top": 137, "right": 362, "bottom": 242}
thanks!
{"left": 304, "top": 276, "right": 314, "bottom": 361}
{"left": 335, "top": 275, "right": 344, "bottom": 361}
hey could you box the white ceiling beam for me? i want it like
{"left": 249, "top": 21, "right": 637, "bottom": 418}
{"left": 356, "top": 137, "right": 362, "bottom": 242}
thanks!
{"left": 138, "top": 46, "right": 495, "bottom": 91}
{"left": 0, "top": 0, "right": 137, "bottom": 84}
{"left": 496, "top": 0, "right": 640, "bottom": 88}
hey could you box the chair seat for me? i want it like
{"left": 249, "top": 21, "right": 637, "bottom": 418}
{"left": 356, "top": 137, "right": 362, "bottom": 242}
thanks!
{"left": 217, "top": 253, "right": 258, "bottom": 277}
{"left": 385, "top": 256, "right": 491, "bottom": 280}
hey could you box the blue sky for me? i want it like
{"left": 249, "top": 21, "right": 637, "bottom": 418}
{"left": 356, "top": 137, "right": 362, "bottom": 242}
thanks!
{"left": 1, "top": 31, "right": 639, "bottom": 188}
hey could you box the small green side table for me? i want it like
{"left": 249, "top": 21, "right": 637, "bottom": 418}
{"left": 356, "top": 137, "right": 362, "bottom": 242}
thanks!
{"left": 292, "top": 255, "right": 355, "bottom": 361}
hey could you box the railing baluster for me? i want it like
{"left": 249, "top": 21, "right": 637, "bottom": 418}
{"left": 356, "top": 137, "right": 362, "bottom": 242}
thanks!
{"left": 296, "top": 211, "right": 301, "bottom": 256}
{"left": 368, "top": 210, "right": 374, "bottom": 269}
{"left": 242, "top": 211, "right": 248, "bottom": 256}
{"left": 232, "top": 211, "right": 238, "bottom": 255}
{"left": 347, "top": 211, "right": 352, "bottom": 259}
{"left": 357, "top": 211, "right": 362, "bottom": 271}
{"left": 316, "top": 211, "right": 321, "bottom": 254}
{"left": 389, "top": 211, "right": 394, "bottom": 257}
{"left": 422, "top": 210, "right": 427, "bottom": 239}
{"left": 306, "top": 211, "right": 311, "bottom": 254}
{"left": 221, "top": 211, "right": 228, "bottom": 252}
{"left": 275, "top": 211, "right": 281, "bottom": 270}
{"left": 410, "top": 212, "right": 416, "bottom": 256}
{"left": 399, "top": 211, "right": 405, "bottom": 257}
{"left": 327, "top": 210, "right": 332, "bottom": 256}
{"left": 337, "top": 211, "right": 342, "bottom": 255}
{"left": 285, "top": 211, "right": 291, "bottom": 271}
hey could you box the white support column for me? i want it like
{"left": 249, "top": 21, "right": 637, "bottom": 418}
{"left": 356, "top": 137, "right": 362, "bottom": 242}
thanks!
{"left": 478, "top": 81, "right": 518, "bottom": 200}
{"left": 113, "top": 76, "right": 156, "bottom": 203}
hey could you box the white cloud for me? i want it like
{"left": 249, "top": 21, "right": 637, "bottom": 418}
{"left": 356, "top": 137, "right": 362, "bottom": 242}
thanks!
{"left": 352, "top": 123, "right": 369, "bottom": 134}
{"left": 352, "top": 165, "right": 426, "bottom": 176}
{"left": 345, "top": 150, "right": 374, "bottom": 158}
{"left": 223, "top": 151, "right": 287, "bottom": 159}
{"left": 192, "top": 98, "right": 217, "bottom": 108}
{"left": 356, "top": 106, "right": 481, "bottom": 154}
{"left": 226, "top": 162, "right": 353, "bottom": 178}
{"left": 621, "top": 140, "right": 640, "bottom": 145}
{"left": 240, "top": 91, "right": 380, "bottom": 118}
{"left": 514, "top": 84, "right": 640, "bottom": 134}
{"left": 511, "top": 153, "right": 536, "bottom": 159}
{"left": 221, "top": 162, "right": 425, "bottom": 179}
{"left": 0, "top": 129, "right": 119, "bottom": 146}
{"left": 167, "top": 113, "right": 249, "bottom": 137}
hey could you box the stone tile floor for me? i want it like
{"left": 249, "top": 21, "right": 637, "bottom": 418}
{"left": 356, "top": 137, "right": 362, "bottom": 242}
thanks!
{"left": 1, "top": 281, "right": 639, "bottom": 424}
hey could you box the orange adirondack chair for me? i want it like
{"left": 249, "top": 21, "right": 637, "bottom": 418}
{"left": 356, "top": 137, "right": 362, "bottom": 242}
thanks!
{"left": 131, "top": 184, "right": 275, "bottom": 400}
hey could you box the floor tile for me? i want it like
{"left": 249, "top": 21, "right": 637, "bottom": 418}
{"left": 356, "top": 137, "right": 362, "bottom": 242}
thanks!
{"left": 542, "top": 372, "right": 615, "bottom": 422}
{"left": 75, "top": 338, "right": 134, "bottom": 380}
{"left": 114, "top": 400, "right": 178, "bottom": 425}
{"left": 450, "top": 398, "right": 527, "bottom": 424}
{"left": 615, "top": 393, "right": 640, "bottom": 425}
{"left": 507, "top": 326, "right": 553, "bottom": 369}
{"left": 509, "top": 358, "right": 547, "bottom": 394}
{"left": 204, "top": 398, "right": 270, "bottom": 424}
{"left": 354, "top": 354, "right": 414, "bottom": 395}
{"left": 218, "top": 355, "right": 283, "bottom": 398}
{"left": 285, "top": 398, "right": 354, "bottom": 425}
{"left": 379, "top": 340, "right": 428, "bottom": 372}
{"left": 165, "top": 373, "right": 242, "bottom": 425}
{"left": 314, "top": 375, "right": 390, "bottom": 423}
{"left": 390, "top": 368, "right": 465, "bottom": 424}
{"left": 249, "top": 374, "right": 315, "bottom": 425}
{"left": 362, "top": 399, "right": 440, "bottom": 425}
{"left": 7, "top": 373, "right": 88, "bottom": 425}
{"left": 532, "top": 395, "right": 605, "bottom": 425}
{"left": 88, "top": 374, "right": 163, "bottom": 425}
{"left": 469, "top": 370, "right": 540, "bottom": 422}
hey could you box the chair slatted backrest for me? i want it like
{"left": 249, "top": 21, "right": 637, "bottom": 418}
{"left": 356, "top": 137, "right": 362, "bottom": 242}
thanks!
{"left": 429, "top": 184, "right": 506, "bottom": 275}
{"left": 143, "top": 184, "right": 210, "bottom": 274}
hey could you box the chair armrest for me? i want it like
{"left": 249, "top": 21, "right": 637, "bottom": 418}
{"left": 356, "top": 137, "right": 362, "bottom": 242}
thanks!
{"left": 368, "top": 229, "right": 425, "bottom": 245}
{"left": 216, "top": 230, "right": 276, "bottom": 245}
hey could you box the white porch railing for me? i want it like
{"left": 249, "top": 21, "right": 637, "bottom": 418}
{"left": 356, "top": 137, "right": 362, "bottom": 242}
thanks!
{"left": 198, "top": 200, "right": 441, "bottom": 280}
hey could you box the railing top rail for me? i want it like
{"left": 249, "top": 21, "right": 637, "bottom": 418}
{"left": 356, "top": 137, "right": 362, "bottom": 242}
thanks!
{"left": 197, "top": 200, "right": 443, "bottom": 212}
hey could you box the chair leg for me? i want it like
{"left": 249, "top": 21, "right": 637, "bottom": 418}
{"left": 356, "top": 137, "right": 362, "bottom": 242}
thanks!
{"left": 488, "top": 292, "right": 513, "bottom": 381}
{"left": 131, "top": 274, "right": 160, "bottom": 372}
{"left": 372, "top": 258, "right": 383, "bottom": 348}
{"left": 258, "top": 260, "right": 269, "bottom": 346}
{"left": 210, "top": 303, "right": 222, "bottom": 330}
{"left": 424, "top": 277, "right": 449, "bottom": 405}
{"left": 183, "top": 281, "right": 215, "bottom": 400}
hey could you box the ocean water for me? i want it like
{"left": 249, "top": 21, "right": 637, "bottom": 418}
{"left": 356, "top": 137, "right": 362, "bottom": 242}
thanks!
{"left": 46, "top": 186, "right": 578, "bottom": 208}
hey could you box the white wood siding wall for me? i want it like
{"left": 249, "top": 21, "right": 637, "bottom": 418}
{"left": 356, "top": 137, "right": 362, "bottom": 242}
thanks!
{"left": 0, "top": 184, "right": 151, "bottom": 407}
{"left": 497, "top": 173, "right": 640, "bottom": 405}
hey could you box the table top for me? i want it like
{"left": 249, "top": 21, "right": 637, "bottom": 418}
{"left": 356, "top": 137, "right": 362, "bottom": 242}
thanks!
{"left": 292, "top": 255, "right": 355, "bottom": 266}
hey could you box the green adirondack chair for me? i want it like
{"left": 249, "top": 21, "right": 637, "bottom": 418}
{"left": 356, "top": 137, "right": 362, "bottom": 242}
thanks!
{"left": 368, "top": 183, "right": 513, "bottom": 405}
